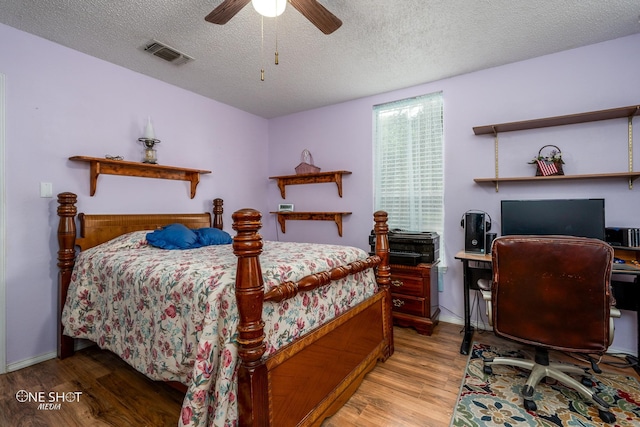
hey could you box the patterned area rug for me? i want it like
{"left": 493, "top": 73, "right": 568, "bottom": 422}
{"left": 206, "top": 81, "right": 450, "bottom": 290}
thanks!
{"left": 451, "top": 343, "right": 640, "bottom": 427}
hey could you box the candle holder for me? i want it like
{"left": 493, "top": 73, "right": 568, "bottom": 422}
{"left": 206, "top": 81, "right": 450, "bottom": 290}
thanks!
{"left": 138, "top": 137, "right": 161, "bottom": 164}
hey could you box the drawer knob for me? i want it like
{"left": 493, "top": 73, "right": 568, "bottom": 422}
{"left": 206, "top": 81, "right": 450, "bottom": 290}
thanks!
{"left": 392, "top": 280, "right": 404, "bottom": 287}
{"left": 392, "top": 298, "right": 405, "bottom": 307}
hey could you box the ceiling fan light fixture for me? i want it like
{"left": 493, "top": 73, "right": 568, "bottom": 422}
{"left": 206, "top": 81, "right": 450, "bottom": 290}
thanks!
{"left": 252, "top": 0, "right": 286, "bottom": 18}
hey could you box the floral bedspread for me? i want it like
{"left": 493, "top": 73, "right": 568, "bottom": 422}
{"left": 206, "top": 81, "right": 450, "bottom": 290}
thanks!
{"left": 61, "top": 231, "right": 378, "bottom": 427}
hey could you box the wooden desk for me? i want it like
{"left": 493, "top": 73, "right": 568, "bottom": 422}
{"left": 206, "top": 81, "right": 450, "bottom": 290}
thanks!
{"left": 454, "top": 250, "right": 492, "bottom": 355}
{"left": 456, "top": 249, "right": 640, "bottom": 373}
{"left": 610, "top": 262, "right": 640, "bottom": 375}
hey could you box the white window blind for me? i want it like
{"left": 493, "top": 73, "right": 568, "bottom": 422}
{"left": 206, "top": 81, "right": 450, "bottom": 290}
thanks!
{"left": 373, "top": 91, "right": 444, "bottom": 239}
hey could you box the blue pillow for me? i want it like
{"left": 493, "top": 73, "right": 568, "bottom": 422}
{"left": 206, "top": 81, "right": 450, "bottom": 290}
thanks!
{"left": 195, "top": 227, "right": 233, "bottom": 245}
{"left": 146, "top": 223, "right": 199, "bottom": 250}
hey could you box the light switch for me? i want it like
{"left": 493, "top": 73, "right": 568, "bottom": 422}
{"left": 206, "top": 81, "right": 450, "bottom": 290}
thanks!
{"left": 40, "top": 182, "right": 53, "bottom": 198}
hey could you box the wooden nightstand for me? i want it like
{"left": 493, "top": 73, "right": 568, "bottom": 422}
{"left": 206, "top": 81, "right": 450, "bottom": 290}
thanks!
{"left": 389, "top": 262, "right": 440, "bottom": 335}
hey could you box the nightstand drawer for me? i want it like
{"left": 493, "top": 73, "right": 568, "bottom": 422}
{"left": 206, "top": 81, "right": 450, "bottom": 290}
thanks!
{"left": 390, "top": 273, "right": 424, "bottom": 297}
{"left": 388, "top": 262, "right": 439, "bottom": 335}
{"left": 391, "top": 294, "right": 426, "bottom": 317}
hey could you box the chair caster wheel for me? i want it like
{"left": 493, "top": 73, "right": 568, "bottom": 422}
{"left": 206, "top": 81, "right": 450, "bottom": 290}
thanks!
{"left": 581, "top": 376, "right": 593, "bottom": 387}
{"left": 598, "top": 410, "right": 616, "bottom": 424}
{"left": 483, "top": 365, "right": 493, "bottom": 375}
{"left": 523, "top": 399, "right": 537, "bottom": 412}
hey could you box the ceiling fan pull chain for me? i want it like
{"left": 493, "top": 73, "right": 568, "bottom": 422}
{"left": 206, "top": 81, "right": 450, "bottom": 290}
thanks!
{"left": 274, "top": 9, "right": 279, "bottom": 65}
{"left": 260, "top": 15, "right": 265, "bottom": 81}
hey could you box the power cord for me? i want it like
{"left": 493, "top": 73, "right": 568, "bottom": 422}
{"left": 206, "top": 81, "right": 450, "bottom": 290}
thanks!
{"left": 625, "top": 354, "right": 639, "bottom": 368}
{"left": 438, "top": 293, "right": 489, "bottom": 336}
{"left": 466, "top": 289, "right": 489, "bottom": 335}
{"left": 436, "top": 304, "right": 465, "bottom": 334}
{"left": 565, "top": 351, "right": 638, "bottom": 370}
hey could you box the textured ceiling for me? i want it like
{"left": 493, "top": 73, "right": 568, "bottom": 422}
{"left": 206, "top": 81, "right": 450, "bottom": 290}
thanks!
{"left": 1, "top": 0, "right": 639, "bottom": 118}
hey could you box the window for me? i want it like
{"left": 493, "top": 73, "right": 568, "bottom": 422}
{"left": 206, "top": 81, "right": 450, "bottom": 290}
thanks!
{"left": 373, "top": 92, "right": 444, "bottom": 238}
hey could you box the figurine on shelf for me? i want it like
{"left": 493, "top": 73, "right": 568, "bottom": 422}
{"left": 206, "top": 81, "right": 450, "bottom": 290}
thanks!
{"left": 138, "top": 117, "right": 160, "bottom": 164}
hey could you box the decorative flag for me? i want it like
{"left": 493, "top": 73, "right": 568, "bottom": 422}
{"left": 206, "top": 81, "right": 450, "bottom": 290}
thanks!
{"left": 536, "top": 159, "right": 558, "bottom": 176}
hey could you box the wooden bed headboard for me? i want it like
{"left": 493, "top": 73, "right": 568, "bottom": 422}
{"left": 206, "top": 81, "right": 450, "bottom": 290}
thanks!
{"left": 56, "top": 192, "right": 225, "bottom": 358}
{"left": 57, "top": 193, "right": 224, "bottom": 251}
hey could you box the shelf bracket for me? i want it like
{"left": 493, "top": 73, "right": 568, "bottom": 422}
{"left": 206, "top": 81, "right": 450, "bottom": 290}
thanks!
{"left": 493, "top": 126, "right": 499, "bottom": 192}
{"left": 89, "top": 160, "right": 100, "bottom": 196}
{"left": 629, "top": 115, "right": 634, "bottom": 189}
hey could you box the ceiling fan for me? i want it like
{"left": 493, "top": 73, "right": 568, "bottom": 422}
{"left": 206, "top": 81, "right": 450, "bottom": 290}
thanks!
{"left": 205, "top": 0, "right": 342, "bottom": 35}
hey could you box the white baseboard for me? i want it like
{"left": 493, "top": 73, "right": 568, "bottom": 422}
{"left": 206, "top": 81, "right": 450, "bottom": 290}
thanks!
{"left": 7, "top": 340, "right": 94, "bottom": 372}
{"left": 7, "top": 351, "right": 56, "bottom": 372}
{"left": 438, "top": 313, "right": 491, "bottom": 331}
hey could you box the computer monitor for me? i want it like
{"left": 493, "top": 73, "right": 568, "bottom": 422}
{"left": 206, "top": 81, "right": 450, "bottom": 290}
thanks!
{"left": 501, "top": 198, "right": 605, "bottom": 241}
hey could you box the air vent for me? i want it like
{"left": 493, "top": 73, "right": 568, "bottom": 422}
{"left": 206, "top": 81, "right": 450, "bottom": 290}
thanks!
{"left": 144, "top": 40, "right": 194, "bottom": 66}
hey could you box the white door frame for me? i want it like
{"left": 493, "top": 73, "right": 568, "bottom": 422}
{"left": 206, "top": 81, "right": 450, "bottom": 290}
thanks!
{"left": 0, "top": 73, "right": 6, "bottom": 374}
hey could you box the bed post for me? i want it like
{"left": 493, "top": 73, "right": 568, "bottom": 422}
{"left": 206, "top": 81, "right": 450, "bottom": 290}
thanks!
{"left": 213, "top": 198, "right": 223, "bottom": 230}
{"left": 232, "top": 208, "right": 268, "bottom": 427}
{"left": 374, "top": 210, "right": 393, "bottom": 358}
{"left": 57, "top": 192, "right": 78, "bottom": 359}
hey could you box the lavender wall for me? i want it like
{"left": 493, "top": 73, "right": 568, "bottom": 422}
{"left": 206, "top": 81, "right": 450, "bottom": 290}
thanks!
{"left": 268, "top": 33, "right": 640, "bottom": 355}
{"left": 1, "top": 23, "right": 270, "bottom": 365}
{"left": 3, "top": 21, "right": 640, "bottom": 366}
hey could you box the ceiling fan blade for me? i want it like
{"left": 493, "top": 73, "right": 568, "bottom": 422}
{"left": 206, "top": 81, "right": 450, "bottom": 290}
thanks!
{"left": 289, "top": 0, "right": 342, "bottom": 35}
{"left": 205, "top": 0, "right": 252, "bottom": 24}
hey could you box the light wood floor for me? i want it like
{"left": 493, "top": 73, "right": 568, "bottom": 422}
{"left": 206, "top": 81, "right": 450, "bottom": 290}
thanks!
{"left": 1, "top": 322, "right": 637, "bottom": 426}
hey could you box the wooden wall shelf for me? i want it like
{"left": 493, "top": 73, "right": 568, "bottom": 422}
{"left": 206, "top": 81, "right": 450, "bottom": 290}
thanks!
{"left": 69, "top": 156, "right": 211, "bottom": 199}
{"left": 270, "top": 212, "right": 352, "bottom": 236}
{"left": 474, "top": 172, "right": 640, "bottom": 185}
{"left": 269, "top": 171, "right": 352, "bottom": 199}
{"left": 473, "top": 104, "right": 640, "bottom": 135}
{"left": 473, "top": 104, "right": 640, "bottom": 191}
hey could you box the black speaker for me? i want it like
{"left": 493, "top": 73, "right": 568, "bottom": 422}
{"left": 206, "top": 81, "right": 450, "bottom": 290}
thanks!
{"left": 460, "top": 210, "right": 492, "bottom": 232}
{"left": 486, "top": 233, "right": 497, "bottom": 254}
{"left": 464, "top": 212, "right": 487, "bottom": 254}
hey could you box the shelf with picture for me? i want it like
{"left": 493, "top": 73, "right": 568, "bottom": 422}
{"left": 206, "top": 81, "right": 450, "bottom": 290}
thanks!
{"left": 472, "top": 104, "right": 640, "bottom": 191}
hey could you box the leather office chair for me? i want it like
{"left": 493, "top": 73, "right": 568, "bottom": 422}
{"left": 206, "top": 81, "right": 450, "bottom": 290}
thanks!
{"left": 481, "top": 235, "right": 621, "bottom": 423}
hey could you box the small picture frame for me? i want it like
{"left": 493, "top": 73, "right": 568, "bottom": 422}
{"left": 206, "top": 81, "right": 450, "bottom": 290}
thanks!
{"left": 278, "top": 203, "right": 294, "bottom": 212}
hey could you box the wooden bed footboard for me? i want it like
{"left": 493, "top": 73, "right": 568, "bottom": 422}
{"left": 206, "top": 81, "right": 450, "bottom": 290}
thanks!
{"left": 232, "top": 208, "right": 391, "bottom": 426}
